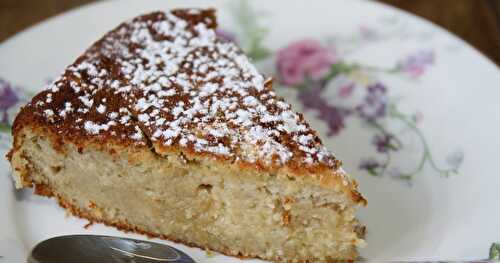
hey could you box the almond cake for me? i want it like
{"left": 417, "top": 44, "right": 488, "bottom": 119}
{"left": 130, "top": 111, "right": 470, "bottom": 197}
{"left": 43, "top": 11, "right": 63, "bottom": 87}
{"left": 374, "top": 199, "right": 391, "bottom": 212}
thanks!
{"left": 7, "top": 8, "right": 366, "bottom": 262}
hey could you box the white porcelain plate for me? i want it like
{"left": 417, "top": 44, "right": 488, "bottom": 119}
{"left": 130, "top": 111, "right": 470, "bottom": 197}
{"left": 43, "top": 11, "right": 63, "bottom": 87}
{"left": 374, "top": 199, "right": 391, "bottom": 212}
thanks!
{"left": 1, "top": 0, "right": 499, "bottom": 262}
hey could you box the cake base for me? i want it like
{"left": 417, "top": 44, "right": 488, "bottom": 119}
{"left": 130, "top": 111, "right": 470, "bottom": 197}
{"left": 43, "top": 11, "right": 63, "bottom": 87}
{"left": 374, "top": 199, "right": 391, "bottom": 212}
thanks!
{"left": 9, "top": 127, "right": 363, "bottom": 262}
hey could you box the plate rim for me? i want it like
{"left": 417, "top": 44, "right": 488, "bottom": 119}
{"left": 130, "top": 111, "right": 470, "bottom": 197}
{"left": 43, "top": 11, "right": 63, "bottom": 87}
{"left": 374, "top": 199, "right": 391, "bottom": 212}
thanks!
{"left": 0, "top": 0, "right": 498, "bottom": 72}
{"left": 0, "top": 0, "right": 499, "bottom": 262}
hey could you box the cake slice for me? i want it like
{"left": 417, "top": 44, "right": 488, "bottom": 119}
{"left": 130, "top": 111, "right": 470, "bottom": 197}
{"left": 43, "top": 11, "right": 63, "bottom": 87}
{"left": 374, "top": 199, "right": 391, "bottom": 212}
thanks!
{"left": 7, "top": 9, "right": 366, "bottom": 262}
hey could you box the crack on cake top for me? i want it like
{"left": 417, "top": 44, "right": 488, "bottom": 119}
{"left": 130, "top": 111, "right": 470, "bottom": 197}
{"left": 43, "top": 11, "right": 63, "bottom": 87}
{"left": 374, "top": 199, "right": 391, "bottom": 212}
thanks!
{"left": 29, "top": 8, "right": 341, "bottom": 170}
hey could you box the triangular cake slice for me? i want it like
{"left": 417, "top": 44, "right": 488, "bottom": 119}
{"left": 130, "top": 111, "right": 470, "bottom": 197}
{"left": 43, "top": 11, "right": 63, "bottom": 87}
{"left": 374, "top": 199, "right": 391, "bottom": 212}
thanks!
{"left": 8, "top": 9, "right": 366, "bottom": 262}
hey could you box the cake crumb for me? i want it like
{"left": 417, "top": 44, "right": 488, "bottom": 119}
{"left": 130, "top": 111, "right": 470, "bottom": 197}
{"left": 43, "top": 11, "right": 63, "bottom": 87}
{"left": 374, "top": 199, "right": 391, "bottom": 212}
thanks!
{"left": 83, "top": 221, "right": 94, "bottom": 229}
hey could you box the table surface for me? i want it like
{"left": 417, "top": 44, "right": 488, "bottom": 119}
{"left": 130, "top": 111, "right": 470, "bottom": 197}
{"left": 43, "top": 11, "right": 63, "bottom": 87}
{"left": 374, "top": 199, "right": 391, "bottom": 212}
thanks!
{"left": 1, "top": 0, "right": 499, "bottom": 66}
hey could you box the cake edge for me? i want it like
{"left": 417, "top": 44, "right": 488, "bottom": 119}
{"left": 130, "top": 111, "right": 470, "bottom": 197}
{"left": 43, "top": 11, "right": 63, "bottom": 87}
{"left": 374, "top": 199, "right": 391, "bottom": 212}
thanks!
{"left": 8, "top": 105, "right": 367, "bottom": 207}
{"left": 8, "top": 115, "right": 365, "bottom": 261}
{"left": 8, "top": 123, "right": 364, "bottom": 262}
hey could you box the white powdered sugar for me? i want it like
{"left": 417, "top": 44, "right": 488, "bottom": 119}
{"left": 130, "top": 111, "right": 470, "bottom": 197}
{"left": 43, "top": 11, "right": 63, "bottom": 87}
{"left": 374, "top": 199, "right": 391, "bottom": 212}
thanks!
{"left": 43, "top": 109, "right": 54, "bottom": 117}
{"left": 96, "top": 104, "right": 106, "bottom": 114}
{"left": 84, "top": 120, "right": 115, "bottom": 135}
{"left": 33, "top": 9, "right": 341, "bottom": 169}
{"left": 59, "top": 102, "right": 73, "bottom": 117}
{"left": 131, "top": 126, "right": 143, "bottom": 140}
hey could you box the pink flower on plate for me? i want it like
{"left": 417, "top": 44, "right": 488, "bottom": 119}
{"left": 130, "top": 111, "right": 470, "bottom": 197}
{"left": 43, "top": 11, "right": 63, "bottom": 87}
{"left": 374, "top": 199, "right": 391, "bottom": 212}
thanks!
{"left": 277, "top": 39, "right": 337, "bottom": 86}
{"left": 337, "top": 83, "right": 356, "bottom": 98}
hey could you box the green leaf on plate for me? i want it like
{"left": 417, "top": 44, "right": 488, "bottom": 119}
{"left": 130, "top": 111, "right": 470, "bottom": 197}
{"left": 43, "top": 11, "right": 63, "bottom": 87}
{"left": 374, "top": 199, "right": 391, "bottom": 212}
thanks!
{"left": 0, "top": 123, "right": 11, "bottom": 133}
{"left": 490, "top": 242, "right": 500, "bottom": 260}
{"left": 229, "top": 0, "right": 271, "bottom": 61}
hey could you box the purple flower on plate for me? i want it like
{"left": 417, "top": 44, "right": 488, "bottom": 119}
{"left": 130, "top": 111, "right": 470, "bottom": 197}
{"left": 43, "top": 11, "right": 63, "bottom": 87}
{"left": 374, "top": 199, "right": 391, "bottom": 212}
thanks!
{"left": 277, "top": 39, "right": 337, "bottom": 86}
{"left": 445, "top": 150, "right": 464, "bottom": 171}
{"left": 0, "top": 79, "right": 20, "bottom": 123}
{"left": 387, "top": 167, "right": 402, "bottom": 178}
{"left": 359, "top": 158, "right": 382, "bottom": 176}
{"left": 298, "top": 83, "right": 351, "bottom": 136}
{"left": 372, "top": 133, "right": 400, "bottom": 153}
{"left": 386, "top": 167, "right": 412, "bottom": 183}
{"left": 396, "top": 50, "right": 435, "bottom": 78}
{"left": 356, "top": 83, "right": 388, "bottom": 122}
{"left": 358, "top": 25, "right": 379, "bottom": 41}
{"left": 215, "top": 29, "right": 236, "bottom": 43}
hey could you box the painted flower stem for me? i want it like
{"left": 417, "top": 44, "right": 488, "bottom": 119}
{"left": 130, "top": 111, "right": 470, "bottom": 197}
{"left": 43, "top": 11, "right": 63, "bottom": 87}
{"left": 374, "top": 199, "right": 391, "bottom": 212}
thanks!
{"left": 366, "top": 121, "right": 400, "bottom": 177}
{"left": 368, "top": 120, "right": 403, "bottom": 148}
{"left": 389, "top": 104, "right": 457, "bottom": 177}
{"left": 490, "top": 242, "right": 500, "bottom": 260}
{"left": 368, "top": 121, "right": 394, "bottom": 176}
{"left": 354, "top": 64, "right": 399, "bottom": 74}
{"left": 379, "top": 153, "right": 391, "bottom": 178}
{"left": 229, "top": 0, "right": 270, "bottom": 61}
{"left": 0, "top": 123, "right": 10, "bottom": 133}
{"left": 322, "top": 63, "right": 398, "bottom": 78}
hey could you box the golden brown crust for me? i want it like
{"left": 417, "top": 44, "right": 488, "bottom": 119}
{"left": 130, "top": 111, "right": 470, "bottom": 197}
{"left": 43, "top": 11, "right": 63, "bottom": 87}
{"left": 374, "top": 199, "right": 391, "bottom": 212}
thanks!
{"left": 14, "top": 8, "right": 352, "bottom": 171}
{"left": 11, "top": 111, "right": 365, "bottom": 205}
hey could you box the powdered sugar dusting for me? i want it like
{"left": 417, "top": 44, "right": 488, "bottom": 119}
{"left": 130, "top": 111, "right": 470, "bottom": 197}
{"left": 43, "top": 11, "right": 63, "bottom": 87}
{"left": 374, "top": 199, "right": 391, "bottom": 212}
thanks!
{"left": 30, "top": 9, "right": 341, "bottom": 170}
{"left": 84, "top": 120, "right": 115, "bottom": 135}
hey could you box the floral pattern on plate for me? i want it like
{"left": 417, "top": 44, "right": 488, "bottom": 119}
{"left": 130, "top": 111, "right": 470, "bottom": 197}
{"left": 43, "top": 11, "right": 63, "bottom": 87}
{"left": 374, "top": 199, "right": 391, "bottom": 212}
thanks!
{"left": 0, "top": 79, "right": 32, "bottom": 149}
{"left": 276, "top": 41, "right": 462, "bottom": 181}
{"left": 0, "top": 0, "right": 463, "bottom": 183}
{"left": 224, "top": 0, "right": 463, "bottom": 182}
